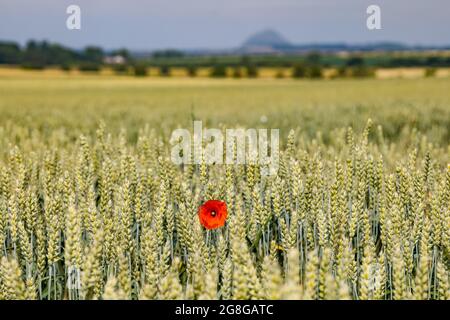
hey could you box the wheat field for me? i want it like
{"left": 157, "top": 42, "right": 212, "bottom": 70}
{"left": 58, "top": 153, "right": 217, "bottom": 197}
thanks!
{"left": 0, "top": 74, "right": 448, "bottom": 300}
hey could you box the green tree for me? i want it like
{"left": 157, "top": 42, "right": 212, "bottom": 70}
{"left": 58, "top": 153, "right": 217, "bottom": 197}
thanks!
{"left": 210, "top": 65, "right": 227, "bottom": 78}
{"left": 306, "top": 65, "right": 323, "bottom": 78}
{"left": 133, "top": 64, "right": 148, "bottom": 77}
{"left": 114, "top": 64, "right": 129, "bottom": 75}
{"left": 78, "top": 62, "right": 101, "bottom": 72}
{"left": 232, "top": 67, "right": 242, "bottom": 78}
{"left": 21, "top": 40, "right": 47, "bottom": 69}
{"left": 337, "top": 66, "right": 348, "bottom": 78}
{"left": 246, "top": 64, "right": 258, "bottom": 78}
{"left": 83, "top": 46, "right": 104, "bottom": 63}
{"left": 305, "top": 51, "right": 321, "bottom": 66}
{"left": 160, "top": 65, "right": 171, "bottom": 76}
{"left": 350, "top": 66, "right": 374, "bottom": 78}
{"left": 292, "top": 63, "right": 307, "bottom": 78}
{"left": 60, "top": 63, "right": 73, "bottom": 72}
{"left": 346, "top": 56, "right": 365, "bottom": 67}
{"left": 0, "top": 41, "right": 22, "bottom": 64}
{"left": 187, "top": 65, "right": 197, "bottom": 77}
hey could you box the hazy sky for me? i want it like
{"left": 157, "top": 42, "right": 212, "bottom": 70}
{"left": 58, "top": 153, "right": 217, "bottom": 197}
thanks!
{"left": 0, "top": 0, "right": 449, "bottom": 50}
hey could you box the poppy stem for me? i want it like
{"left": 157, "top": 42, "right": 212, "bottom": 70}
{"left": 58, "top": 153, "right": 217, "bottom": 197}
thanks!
{"left": 206, "top": 230, "right": 211, "bottom": 247}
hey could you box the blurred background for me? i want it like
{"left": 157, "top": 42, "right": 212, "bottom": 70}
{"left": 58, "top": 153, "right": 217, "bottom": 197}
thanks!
{"left": 0, "top": 0, "right": 449, "bottom": 78}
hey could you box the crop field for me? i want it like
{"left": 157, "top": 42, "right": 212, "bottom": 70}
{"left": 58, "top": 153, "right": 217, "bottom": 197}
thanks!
{"left": 0, "top": 72, "right": 448, "bottom": 300}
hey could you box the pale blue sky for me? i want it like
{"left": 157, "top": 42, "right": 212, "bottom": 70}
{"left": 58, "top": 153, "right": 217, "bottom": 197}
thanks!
{"left": 0, "top": 0, "right": 449, "bottom": 49}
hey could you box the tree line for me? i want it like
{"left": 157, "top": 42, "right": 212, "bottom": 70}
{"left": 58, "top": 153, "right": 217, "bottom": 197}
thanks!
{"left": 0, "top": 40, "right": 448, "bottom": 78}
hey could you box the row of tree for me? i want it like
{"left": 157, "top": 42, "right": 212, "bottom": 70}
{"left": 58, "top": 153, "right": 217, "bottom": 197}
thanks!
{"left": 128, "top": 64, "right": 374, "bottom": 78}
{"left": 0, "top": 40, "right": 129, "bottom": 69}
{"left": 0, "top": 40, "right": 444, "bottom": 78}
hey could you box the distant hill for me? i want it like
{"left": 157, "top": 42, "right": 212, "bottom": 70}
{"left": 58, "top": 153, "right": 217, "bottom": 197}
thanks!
{"left": 129, "top": 29, "right": 450, "bottom": 58}
{"left": 242, "top": 29, "right": 292, "bottom": 49}
{"left": 237, "top": 29, "right": 450, "bottom": 55}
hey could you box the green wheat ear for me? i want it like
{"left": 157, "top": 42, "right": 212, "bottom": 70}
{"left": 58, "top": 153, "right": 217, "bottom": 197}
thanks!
{"left": 0, "top": 112, "right": 448, "bottom": 300}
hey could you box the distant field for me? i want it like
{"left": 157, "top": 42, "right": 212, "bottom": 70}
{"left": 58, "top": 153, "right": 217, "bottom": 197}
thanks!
{"left": 0, "top": 70, "right": 449, "bottom": 153}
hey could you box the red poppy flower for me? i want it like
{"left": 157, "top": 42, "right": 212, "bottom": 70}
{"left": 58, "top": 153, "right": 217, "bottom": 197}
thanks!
{"left": 198, "top": 200, "right": 228, "bottom": 230}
